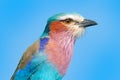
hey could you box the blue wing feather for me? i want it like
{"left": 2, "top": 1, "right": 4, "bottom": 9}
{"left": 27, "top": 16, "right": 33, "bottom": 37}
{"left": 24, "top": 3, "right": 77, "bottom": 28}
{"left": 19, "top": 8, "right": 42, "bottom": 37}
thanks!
{"left": 13, "top": 52, "right": 62, "bottom": 80}
{"left": 11, "top": 37, "right": 62, "bottom": 80}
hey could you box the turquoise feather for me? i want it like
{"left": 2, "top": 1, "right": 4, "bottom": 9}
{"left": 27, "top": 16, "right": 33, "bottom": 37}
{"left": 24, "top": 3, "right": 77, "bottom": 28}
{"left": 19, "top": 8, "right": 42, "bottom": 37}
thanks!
{"left": 14, "top": 53, "right": 62, "bottom": 80}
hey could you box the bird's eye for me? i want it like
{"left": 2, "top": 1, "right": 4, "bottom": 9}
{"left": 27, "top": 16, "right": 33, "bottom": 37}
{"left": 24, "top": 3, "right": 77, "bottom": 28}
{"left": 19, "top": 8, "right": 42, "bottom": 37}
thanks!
{"left": 61, "top": 18, "right": 73, "bottom": 24}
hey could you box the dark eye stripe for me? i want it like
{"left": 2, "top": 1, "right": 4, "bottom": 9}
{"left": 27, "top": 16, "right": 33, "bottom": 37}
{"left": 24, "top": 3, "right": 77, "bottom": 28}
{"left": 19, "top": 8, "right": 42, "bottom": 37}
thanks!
{"left": 60, "top": 18, "right": 80, "bottom": 25}
{"left": 60, "top": 18, "right": 73, "bottom": 23}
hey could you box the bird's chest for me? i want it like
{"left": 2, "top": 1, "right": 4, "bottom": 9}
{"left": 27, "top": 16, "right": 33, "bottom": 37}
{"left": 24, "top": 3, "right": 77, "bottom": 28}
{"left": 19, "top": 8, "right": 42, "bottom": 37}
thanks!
{"left": 45, "top": 39, "right": 74, "bottom": 75}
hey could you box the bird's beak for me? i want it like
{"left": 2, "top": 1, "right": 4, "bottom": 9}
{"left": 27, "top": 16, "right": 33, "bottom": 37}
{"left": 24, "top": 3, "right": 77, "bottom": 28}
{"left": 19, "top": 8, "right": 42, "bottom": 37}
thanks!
{"left": 80, "top": 19, "right": 97, "bottom": 27}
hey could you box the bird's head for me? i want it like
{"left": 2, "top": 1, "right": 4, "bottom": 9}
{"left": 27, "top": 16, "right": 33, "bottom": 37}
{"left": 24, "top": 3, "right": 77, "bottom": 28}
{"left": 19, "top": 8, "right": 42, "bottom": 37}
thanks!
{"left": 42, "top": 13, "right": 97, "bottom": 38}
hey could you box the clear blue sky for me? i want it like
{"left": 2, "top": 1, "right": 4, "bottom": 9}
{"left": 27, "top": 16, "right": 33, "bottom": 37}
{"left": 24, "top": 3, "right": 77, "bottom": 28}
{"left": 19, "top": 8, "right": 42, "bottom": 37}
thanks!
{"left": 0, "top": 0, "right": 120, "bottom": 80}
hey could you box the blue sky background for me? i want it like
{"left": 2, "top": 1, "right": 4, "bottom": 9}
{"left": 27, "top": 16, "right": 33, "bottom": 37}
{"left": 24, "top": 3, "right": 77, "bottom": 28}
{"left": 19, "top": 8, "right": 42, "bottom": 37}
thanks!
{"left": 0, "top": 0, "right": 120, "bottom": 80}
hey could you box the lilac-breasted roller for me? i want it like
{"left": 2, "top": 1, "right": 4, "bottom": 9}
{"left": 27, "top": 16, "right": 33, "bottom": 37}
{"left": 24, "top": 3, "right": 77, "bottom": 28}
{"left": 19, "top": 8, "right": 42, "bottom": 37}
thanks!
{"left": 11, "top": 13, "right": 97, "bottom": 80}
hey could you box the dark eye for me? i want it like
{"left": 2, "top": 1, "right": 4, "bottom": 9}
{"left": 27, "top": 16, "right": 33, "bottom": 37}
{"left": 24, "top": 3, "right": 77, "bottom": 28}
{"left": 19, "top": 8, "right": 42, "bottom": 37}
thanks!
{"left": 61, "top": 18, "right": 73, "bottom": 24}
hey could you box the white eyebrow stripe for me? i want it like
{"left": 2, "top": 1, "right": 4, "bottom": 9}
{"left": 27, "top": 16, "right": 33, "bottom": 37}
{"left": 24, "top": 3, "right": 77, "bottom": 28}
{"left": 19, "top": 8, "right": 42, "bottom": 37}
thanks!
{"left": 58, "top": 14, "right": 84, "bottom": 22}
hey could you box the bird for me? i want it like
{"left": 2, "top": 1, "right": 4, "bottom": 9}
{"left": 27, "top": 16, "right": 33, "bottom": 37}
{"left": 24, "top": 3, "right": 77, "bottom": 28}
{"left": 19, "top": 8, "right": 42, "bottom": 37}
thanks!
{"left": 11, "top": 13, "right": 97, "bottom": 80}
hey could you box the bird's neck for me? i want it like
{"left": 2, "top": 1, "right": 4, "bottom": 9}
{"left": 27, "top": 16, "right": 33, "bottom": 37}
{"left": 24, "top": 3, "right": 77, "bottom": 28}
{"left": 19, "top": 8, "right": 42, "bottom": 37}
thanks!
{"left": 45, "top": 31, "right": 76, "bottom": 75}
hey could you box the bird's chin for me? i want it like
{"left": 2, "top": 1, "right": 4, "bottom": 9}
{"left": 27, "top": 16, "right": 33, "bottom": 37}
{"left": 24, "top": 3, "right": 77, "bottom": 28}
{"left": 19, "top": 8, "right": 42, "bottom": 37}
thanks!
{"left": 72, "top": 27, "right": 85, "bottom": 39}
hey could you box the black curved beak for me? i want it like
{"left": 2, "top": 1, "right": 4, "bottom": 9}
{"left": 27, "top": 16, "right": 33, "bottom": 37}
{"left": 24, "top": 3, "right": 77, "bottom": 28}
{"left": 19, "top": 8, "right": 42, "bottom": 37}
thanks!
{"left": 80, "top": 19, "right": 97, "bottom": 27}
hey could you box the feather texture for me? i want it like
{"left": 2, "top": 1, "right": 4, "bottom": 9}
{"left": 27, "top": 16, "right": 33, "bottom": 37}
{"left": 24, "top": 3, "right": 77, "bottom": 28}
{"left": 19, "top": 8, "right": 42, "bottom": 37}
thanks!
{"left": 11, "top": 37, "right": 63, "bottom": 80}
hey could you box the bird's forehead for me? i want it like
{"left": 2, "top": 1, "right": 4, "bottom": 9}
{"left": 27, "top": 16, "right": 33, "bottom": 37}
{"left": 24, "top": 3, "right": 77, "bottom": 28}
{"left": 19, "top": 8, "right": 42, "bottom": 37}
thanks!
{"left": 48, "top": 13, "right": 85, "bottom": 23}
{"left": 58, "top": 14, "right": 84, "bottom": 22}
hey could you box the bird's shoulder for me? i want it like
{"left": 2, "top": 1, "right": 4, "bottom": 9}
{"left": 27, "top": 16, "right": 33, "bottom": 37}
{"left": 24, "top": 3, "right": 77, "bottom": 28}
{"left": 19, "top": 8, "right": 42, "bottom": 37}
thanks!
{"left": 11, "top": 37, "right": 50, "bottom": 80}
{"left": 19, "top": 40, "right": 40, "bottom": 68}
{"left": 11, "top": 40, "right": 40, "bottom": 79}
{"left": 15, "top": 36, "right": 50, "bottom": 70}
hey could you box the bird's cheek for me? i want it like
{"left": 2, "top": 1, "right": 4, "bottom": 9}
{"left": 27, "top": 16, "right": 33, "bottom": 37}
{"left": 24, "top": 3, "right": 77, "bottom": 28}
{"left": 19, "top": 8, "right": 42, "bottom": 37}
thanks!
{"left": 68, "top": 25, "right": 80, "bottom": 31}
{"left": 71, "top": 27, "right": 85, "bottom": 38}
{"left": 49, "top": 21, "right": 68, "bottom": 32}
